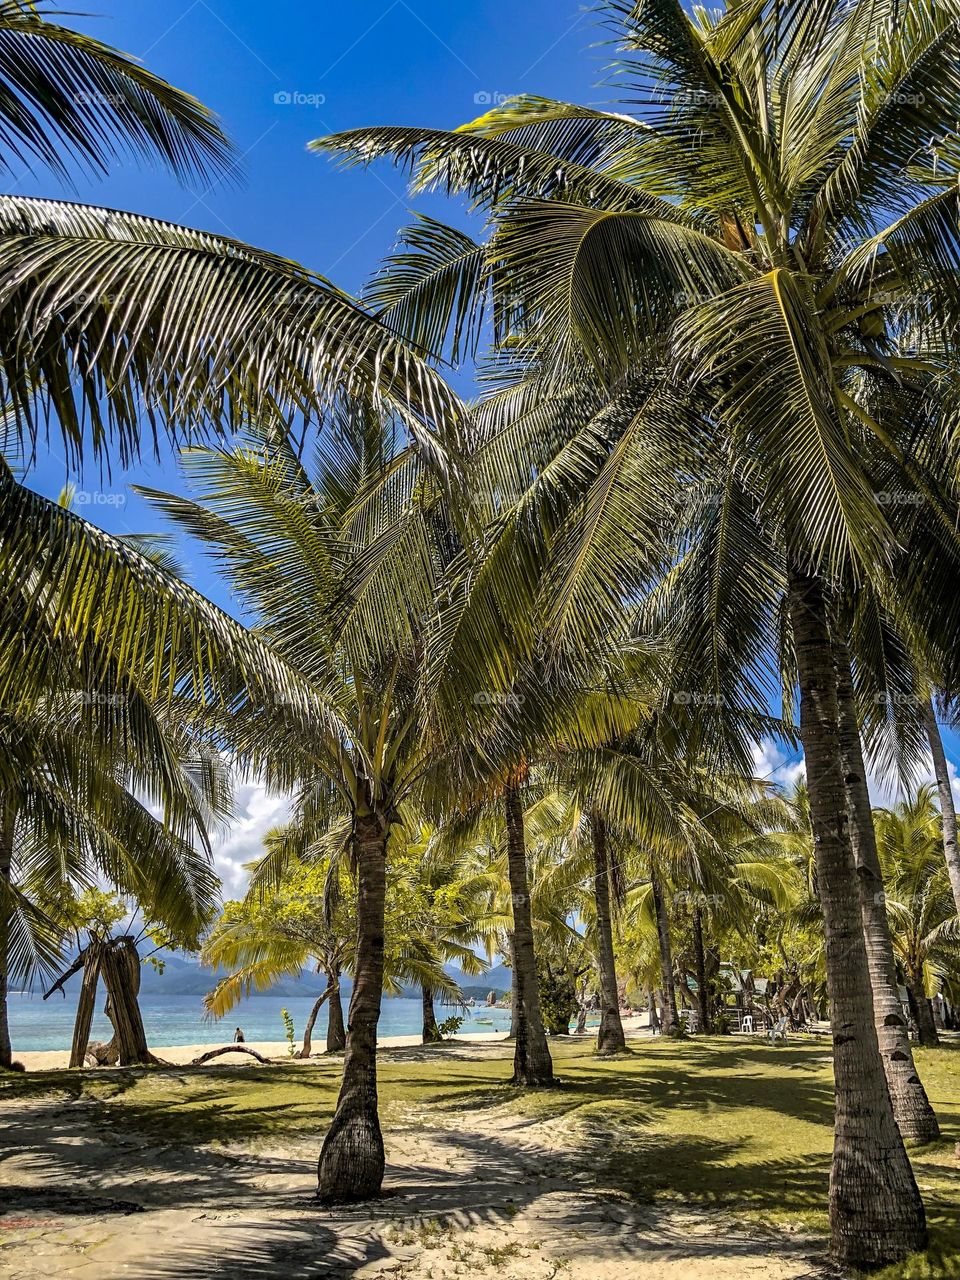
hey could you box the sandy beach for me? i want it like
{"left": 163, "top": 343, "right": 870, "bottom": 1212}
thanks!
{"left": 0, "top": 1033, "right": 836, "bottom": 1280}
{"left": 14, "top": 1015, "right": 653, "bottom": 1072}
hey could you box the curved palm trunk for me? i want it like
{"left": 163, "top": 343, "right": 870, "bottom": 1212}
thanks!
{"left": 318, "top": 810, "right": 388, "bottom": 1202}
{"left": 590, "top": 814, "right": 626, "bottom": 1054}
{"left": 326, "top": 970, "right": 346, "bottom": 1053}
{"left": 923, "top": 699, "right": 960, "bottom": 916}
{"left": 834, "top": 642, "right": 939, "bottom": 1142}
{"left": 692, "top": 907, "right": 712, "bottom": 1035}
{"left": 651, "top": 871, "right": 678, "bottom": 1036}
{"left": 0, "top": 802, "right": 14, "bottom": 1070}
{"left": 421, "top": 986, "right": 441, "bottom": 1043}
{"left": 906, "top": 973, "right": 940, "bottom": 1048}
{"left": 788, "top": 562, "right": 926, "bottom": 1267}
{"left": 504, "top": 785, "right": 553, "bottom": 1085}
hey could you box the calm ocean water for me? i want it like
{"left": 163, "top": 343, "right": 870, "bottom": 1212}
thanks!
{"left": 8, "top": 991, "right": 513, "bottom": 1052}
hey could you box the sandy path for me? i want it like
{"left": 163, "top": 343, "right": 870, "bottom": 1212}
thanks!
{"left": 0, "top": 1044, "right": 830, "bottom": 1280}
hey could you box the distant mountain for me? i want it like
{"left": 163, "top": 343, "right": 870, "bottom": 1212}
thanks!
{"left": 140, "top": 952, "right": 342, "bottom": 999}
{"left": 139, "top": 953, "right": 513, "bottom": 1001}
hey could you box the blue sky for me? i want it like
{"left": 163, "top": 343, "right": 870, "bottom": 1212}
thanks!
{"left": 15, "top": 2, "right": 636, "bottom": 888}
{"left": 23, "top": 0, "right": 608, "bottom": 611}
{"left": 16, "top": 2, "right": 958, "bottom": 862}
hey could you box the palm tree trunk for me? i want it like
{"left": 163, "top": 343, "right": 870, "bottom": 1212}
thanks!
{"left": 298, "top": 986, "right": 333, "bottom": 1058}
{"left": 317, "top": 809, "right": 388, "bottom": 1202}
{"left": 651, "top": 870, "right": 678, "bottom": 1036}
{"left": 0, "top": 801, "right": 14, "bottom": 1070}
{"left": 326, "top": 969, "right": 346, "bottom": 1053}
{"left": 922, "top": 698, "right": 960, "bottom": 916}
{"left": 692, "top": 907, "right": 712, "bottom": 1035}
{"left": 647, "top": 987, "right": 660, "bottom": 1034}
{"left": 421, "top": 986, "right": 441, "bottom": 1043}
{"left": 101, "top": 938, "right": 152, "bottom": 1066}
{"left": 504, "top": 784, "right": 553, "bottom": 1085}
{"left": 70, "top": 944, "right": 103, "bottom": 1068}
{"left": 590, "top": 813, "right": 626, "bottom": 1054}
{"left": 787, "top": 560, "right": 926, "bottom": 1267}
{"left": 834, "top": 641, "right": 939, "bottom": 1142}
{"left": 507, "top": 934, "right": 518, "bottom": 1040}
{"left": 906, "top": 973, "right": 940, "bottom": 1048}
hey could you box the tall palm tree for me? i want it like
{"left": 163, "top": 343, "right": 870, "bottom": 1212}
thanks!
{"left": 141, "top": 411, "right": 467, "bottom": 1202}
{"left": 313, "top": 2, "right": 960, "bottom": 1259}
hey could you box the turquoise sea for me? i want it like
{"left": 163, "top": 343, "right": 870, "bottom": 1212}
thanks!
{"left": 8, "top": 991, "right": 513, "bottom": 1053}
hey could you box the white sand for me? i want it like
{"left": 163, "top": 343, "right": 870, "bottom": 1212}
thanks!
{"left": 15, "top": 1013, "right": 653, "bottom": 1072}
{"left": 0, "top": 1031, "right": 827, "bottom": 1280}
{"left": 15, "top": 1030, "right": 507, "bottom": 1072}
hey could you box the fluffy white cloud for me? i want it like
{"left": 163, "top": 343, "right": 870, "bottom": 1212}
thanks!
{"left": 751, "top": 738, "right": 806, "bottom": 792}
{"left": 210, "top": 777, "right": 293, "bottom": 899}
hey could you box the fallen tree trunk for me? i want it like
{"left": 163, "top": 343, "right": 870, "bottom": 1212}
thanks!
{"left": 190, "top": 1045, "right": 271, "bottom": 1066}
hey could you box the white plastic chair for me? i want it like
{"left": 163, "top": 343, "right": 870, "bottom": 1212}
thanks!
{"left": 740, "top": 1014, "right": 754, "bottom": 1034}
{"left": 768, "top": 1016, "right": 788, "bottom": 1044}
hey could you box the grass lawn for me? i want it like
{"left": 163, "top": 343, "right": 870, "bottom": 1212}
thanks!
{"left": 2, "top": 1036, "right": 959, "bottom": 1277}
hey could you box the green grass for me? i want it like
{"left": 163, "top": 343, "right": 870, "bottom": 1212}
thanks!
{"left": 3, "top": 1037, "right": 959, "bottom": 1276}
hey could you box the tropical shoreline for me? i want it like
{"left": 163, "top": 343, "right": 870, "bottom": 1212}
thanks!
{"left": 14, "top": 1015, "right": 654, "bottom": 1072}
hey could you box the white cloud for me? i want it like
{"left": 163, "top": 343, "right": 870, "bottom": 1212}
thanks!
{"left": 869, "top": 751, "right": 960, "bottom": 809}
{"left": 751, "top": 737, "right": 960, "bottom": 809}
{"left": 751, "top": 738, "right": 805, "bottom": 792}
{"left": 210, "top": 776, "right": 293, "bottom": 899}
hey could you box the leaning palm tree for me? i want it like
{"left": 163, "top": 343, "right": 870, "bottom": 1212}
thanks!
{"left": 313, "top": 1, "right": 960, "bottom": 1259}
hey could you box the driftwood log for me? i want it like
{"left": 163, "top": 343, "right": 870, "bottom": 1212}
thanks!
{"left": 190, "top": 1045, "right": 272, "bottom": 1066}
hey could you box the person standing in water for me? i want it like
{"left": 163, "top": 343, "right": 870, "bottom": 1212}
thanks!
{"left": 234, "top": 1027, "right": 245, "bottom": 1043}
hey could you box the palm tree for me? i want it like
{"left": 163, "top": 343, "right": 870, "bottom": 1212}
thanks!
{"left": 315, "top": 2, "right": 960, "bottom": 1258}
{"left": 875, "top": 788, "right": 960, "bottom": 1048}
{"left": 203, "top": 854, "right": 353, "bottom": 1058}
{"left": 141, "top": 411, "right": 468, "bottom": 1202}
{"left": 0, "top": 651, "right": 230, "bottom": 1069}
{"left": 404, "top": 826, "right": 498, "bottom": 1043}
{"left": 922, "top": 702, "right": 960, "bottom": 916}
{"left": 203, "top": 829, "right": 465, "bottom": 1057}
{"left": 588, "top": 813, "right": 627, "bottom": 1052}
